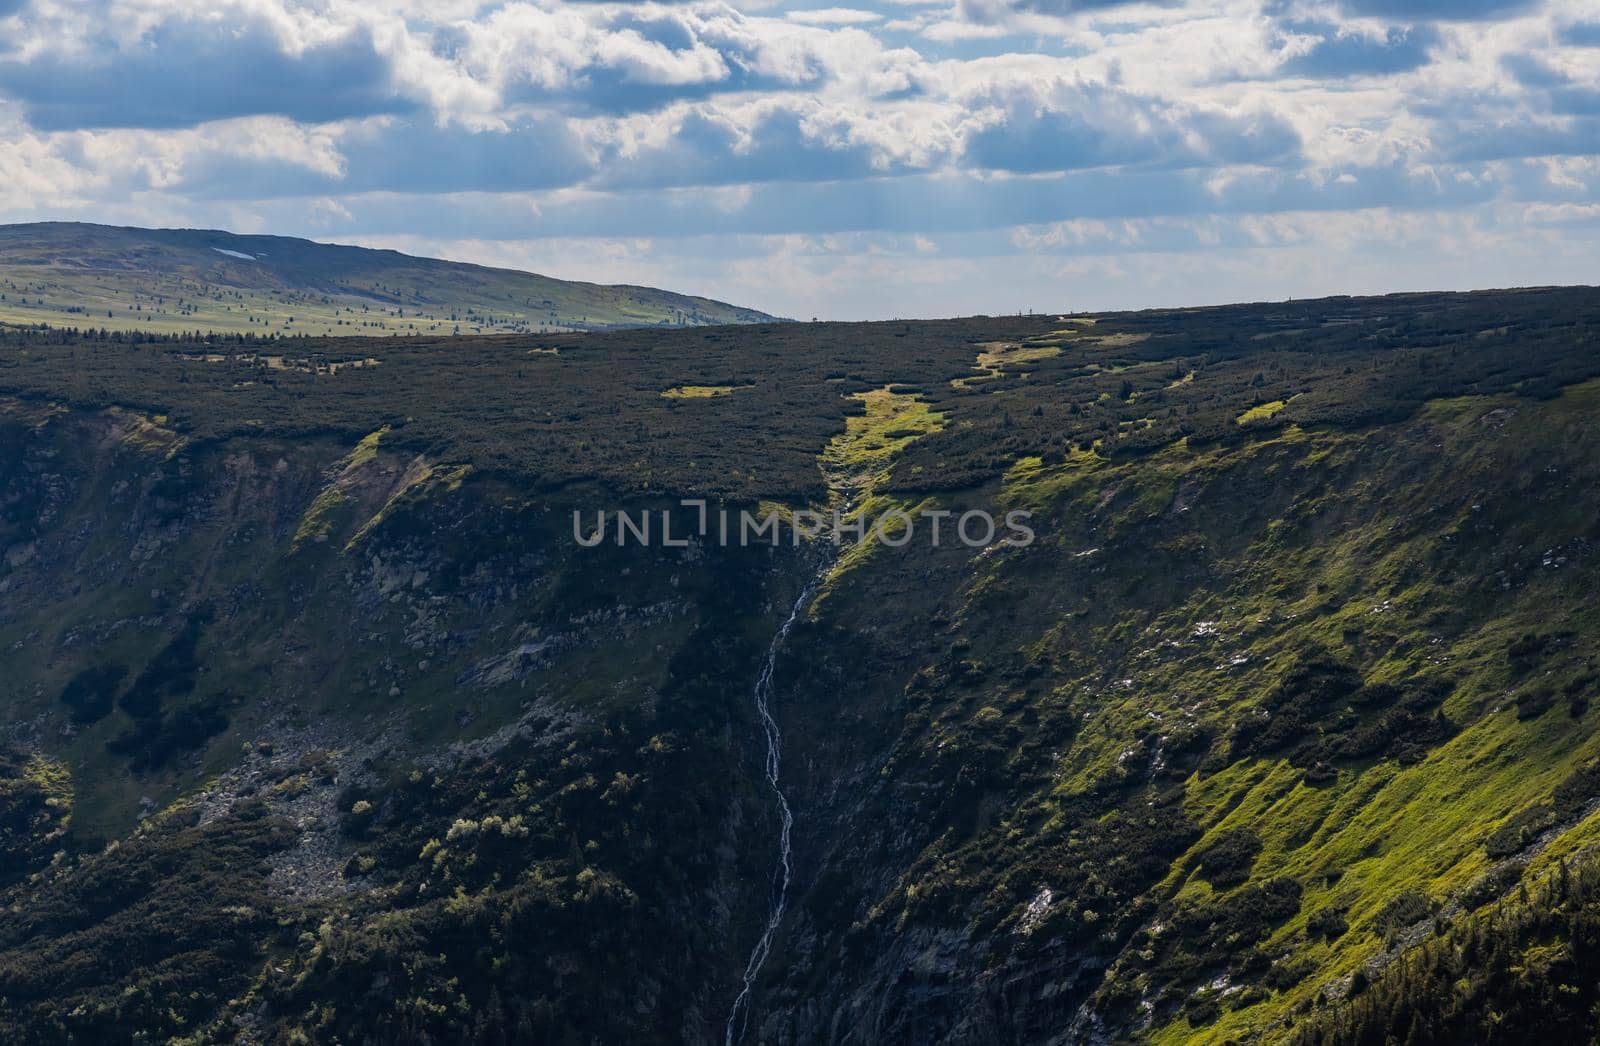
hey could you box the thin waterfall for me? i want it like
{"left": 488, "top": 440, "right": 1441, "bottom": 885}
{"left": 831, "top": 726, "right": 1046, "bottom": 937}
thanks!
{"left": 725, "top": 579, "right": 819, "bottom": 1046}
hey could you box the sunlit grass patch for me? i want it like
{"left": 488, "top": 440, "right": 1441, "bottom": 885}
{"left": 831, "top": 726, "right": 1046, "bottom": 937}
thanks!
{"left": 112, "top": 407, "right": 186, "bottom": 457}
{"left": 815, "top": 386, "right": 946, "bottom": 590}
{"left": 999, "top": 446, "right": 1104, "bottom": 514}
{"left": 1083, "top": 331, "right": 1151, "bottom": 348}
{"left": 1237, "top": 399, "right": 1288, "bottom": 424}
{"left": 660, "top": 384, "right": 753, "bottom": 398}
{"left": 822, "top": 385, "right": 945, "bottom": 490}
{"left": 953, "top": 341, "right": 1064, "bottom": 387}
{"left": 291, "top": 427, "right": 388, "bottom": 550}
{"left": 981, "top": 343, "right": 1062, "bottom": 368}
{"left": 292, "top": 487, "right": 349, "bottom": 549}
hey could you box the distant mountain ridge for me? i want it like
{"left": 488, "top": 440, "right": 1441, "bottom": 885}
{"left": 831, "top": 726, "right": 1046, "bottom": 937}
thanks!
{"left": 0, "top": 221, "right": 776, "bottom": 336}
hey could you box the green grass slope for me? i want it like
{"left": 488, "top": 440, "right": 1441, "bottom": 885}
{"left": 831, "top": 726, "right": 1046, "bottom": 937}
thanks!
{"left": 0, "top": 288, "right": 1597, "bottom": 1043}
{"left": 0, "top": 221, "right": 776, "bottom": 335}
{"left": 732, "top": 386, "right": 1600, "bottom": 1045}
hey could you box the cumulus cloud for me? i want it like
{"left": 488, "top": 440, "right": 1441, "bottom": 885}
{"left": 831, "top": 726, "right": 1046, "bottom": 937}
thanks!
{"left": 1497, "top": 52, "right": 1600, "bottom": 116}
{"left": 172, "top": 116, "right": 594, "bottom": 199}
{"left": 955, "top": 0, "right": 1167, "bottom": 25}
{"left": 1435, "top": 117, "right": 1600, "bottom": 162}
{"left": 786, "top": 8, "right": 883, "bottom": 25}
{"left": 0, "top": 15, "right": 407, "bottom": 130}
{"left": 1276, "top": 21, "right": 1440, "bottom": 77}
{"left": 1332, "top": 0, "right": 1538, "bottom": 19}
{"left": 589, "top": 102, "right": 914, "bottom": 189}
{"left": 960, "top": 79, "right": 1302, "bottom": 173}
{"left": 0, "top": 0, "right": 1594, "bottom": 317}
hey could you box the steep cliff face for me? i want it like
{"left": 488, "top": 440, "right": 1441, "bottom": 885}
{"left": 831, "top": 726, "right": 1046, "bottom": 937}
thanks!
{"left": 2, "top": 292, "right": 1600, "bottom": 1043}
{"left": 0, "top": 397, "right": 810, "bottom": 1042}
{"left": 752, "top": 384, "right": 1600, "bottom": 1044}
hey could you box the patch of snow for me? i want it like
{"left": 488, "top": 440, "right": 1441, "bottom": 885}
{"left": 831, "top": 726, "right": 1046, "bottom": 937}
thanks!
{"left": 211, "top": 247, "right": 256, "bottom": 261}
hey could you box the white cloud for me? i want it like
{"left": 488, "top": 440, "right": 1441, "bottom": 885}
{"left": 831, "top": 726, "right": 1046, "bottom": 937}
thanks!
{"left": 0, "top": 0, "right": 1592, "bottom": 317}
{"left": 786, "top": 7, "right": 883, "bottom": 25}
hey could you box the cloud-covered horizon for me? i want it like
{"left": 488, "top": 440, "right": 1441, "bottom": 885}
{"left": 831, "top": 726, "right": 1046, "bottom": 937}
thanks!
{"left": 0, "top": 0, "right": 1596, "bottom": 318}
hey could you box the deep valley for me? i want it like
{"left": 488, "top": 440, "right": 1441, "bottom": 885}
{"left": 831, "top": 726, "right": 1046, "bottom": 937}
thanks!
{"left": 1, "top": 287, "right": 1599, "bottom": 1043}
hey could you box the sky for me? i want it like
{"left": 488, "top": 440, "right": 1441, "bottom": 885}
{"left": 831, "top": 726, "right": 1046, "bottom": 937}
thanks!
{"left": 0, "top": 0, "right": 1597, "bottom": 319}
